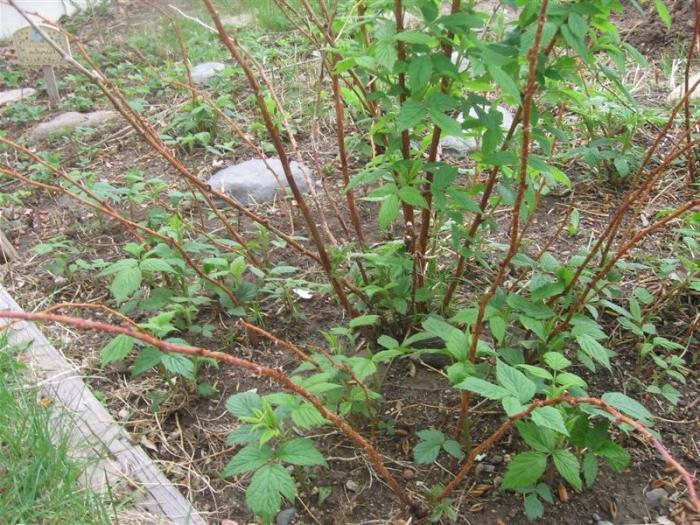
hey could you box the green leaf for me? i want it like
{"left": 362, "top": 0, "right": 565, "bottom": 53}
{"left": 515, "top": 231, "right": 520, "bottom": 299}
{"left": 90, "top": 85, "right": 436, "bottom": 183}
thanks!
{"left": 501, "top": 451, "right": 547, "bottom": 489}
{"left": 245, "top": 463, "right": 295, "bottom": 522}
{"left": 416, "top": 428, "right": 446, "bottom": 444}
{"left": 543, "top": 352, "right": 571, "bottom": 371}
{"left": 426, "top": 108, "right": 463, "bottom": 136}
{"left": 226, "top": 391, "right": 263, "bottom": 418}
{"left": 597, "top": 441, "right": 630, "bottom": 473}
{"left": 98, "top": 258, "right": 138, "bottom": 276}
{"left": 516, "top": 421, "right": 556, "bottom": 453}
{"left": 378, "top": 194, "right": 400, "bottom": 230}
{"left": 516, "top": 364, "right": 553, "bottom": 381}
{"left": 222, "top": 444, "right": 274, "bottom": 476}
{"left": 455, "top": 377, "right": 510, "bottom": 400}
{"left": 111, "top": 267, "right": 142, "bottom": 303}
{"left": 552, "top": 449, "right": 582, "bottom": 491}
{"left": 654, "top": 0, "right": 671, "bottom": 28}
{"left": 414, "top": 430, "right": 443, "bottom": 463}
{"left": 100, "top": 335, "right": 134, "bottom": 366}
{"left": 496, "top": 360, "right": 536, "bottom": 403}
{"left": 489, "top": 316, "right": 506, "bottom": 343}
{"left": 346, "top": 356, "right": 377, "bottom": 381}
{"left": 445, "top": 330, "right": 468, "bottom": 361}
{"left": 408, "top": 56, "right": 433, "bottom": 93}
{"left": 507, "top": 295, "right": 555, "bottom": 320}
{"left": 487, "top": 64, "right": 521, "bottom": 103}
{"left": 519, "top": 315, "right": 546, "bottom": 340}
{"left": 601, "top": 392, "right": 654, "bottom": 424}
{"left": 161, "top": 353, "right": 194, "bottom": 379}
{"left": 395, "top": 31, "right": 437, "bottom": 45}
{"left": 275, "top": 438, "right": 327, "bottom": 467}
{"left": 555, "top": 372, "right": 587, "bottom": 389}
{"left": 442, "top": 440, "right": 464, "bottom": 459}
{"left": 349, "top": 314, "right": 380, "bottom": 328}
{"left": 290, "top": 403, "right": 326, "bottom": 429}
{"left": 399, "top": 186, "right": 427, "bottom": 208}
{"left": 524, "top": 493, "right": 544, "bottom": 520}
{"left": 576, "top": 334, "right": 611, "bottom": 370}
{"left": 531, "top": 406, "right": 569, "bottom": 435}
{"left": 582, "top": 452, "right": 598, "bottom": 487}
{"left": 140, "top": 258, "right": 176, "bottom": 273}
{"left": 375, "top": 40, "right": 398, "bottom": 70}
{"left": 132, "top": 347, "right": 162, "bottom": 375}
{"left": 397, "top": 99, "right": 424, "bottom": 130}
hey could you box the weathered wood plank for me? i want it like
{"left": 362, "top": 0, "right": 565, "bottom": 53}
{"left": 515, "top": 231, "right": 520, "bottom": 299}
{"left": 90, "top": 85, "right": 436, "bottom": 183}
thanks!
{"left": 0, "top": 286, "right": 206, "bottom": 525}
{"left": 0, "top": 229, "right": 18, "bottom": 264}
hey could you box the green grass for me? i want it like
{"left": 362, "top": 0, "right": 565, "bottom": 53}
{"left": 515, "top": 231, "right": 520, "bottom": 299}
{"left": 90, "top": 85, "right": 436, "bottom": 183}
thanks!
{"left": 0, "top": 332, "right": 112, "bottom": 525}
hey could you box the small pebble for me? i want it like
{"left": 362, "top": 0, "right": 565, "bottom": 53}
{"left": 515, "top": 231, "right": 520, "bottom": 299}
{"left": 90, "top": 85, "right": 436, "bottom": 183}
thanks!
{"left": 221, "top": 521, "right": 239, "bottom": 525}
{"left": 276, "top": 507, "right": 296, "bottom": 525}
{"left": 491, "top": 455, "right": 504, "bottom": 464}
{"left": 645, "top": 487, "right": 669, "bottom": 506}
{"left": 346, "top": 479, "right": 360, "bottom": 492}
{"left": 402, "top": 468, "right": 416, "bottom": 480}
{"left": 117, "top": 408, "right": 129, "bottom": 420}
{"left": 597, "top": 521, "right": 614, "bottom": 525}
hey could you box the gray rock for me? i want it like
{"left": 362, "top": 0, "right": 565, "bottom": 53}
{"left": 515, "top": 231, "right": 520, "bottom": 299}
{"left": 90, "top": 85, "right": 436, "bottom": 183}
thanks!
{"left": 191, "top": 62, "right": 226, "bottom": 84}
{"left": 596, "top": 521, "right": 614, "bottom": 525}
{"left": 645, "top": 487, "right": 669, "bottom": 506}
{"left": 666, "top": 72, "right": 700, "bottom": 105}
{"left": 29, "top": 110, "right": 118, "bottom": 141}
{"left": 207, "top": 158, "right": 312, "bottom": 205}
{"left": 0, "top": 87, "right": 37, "bottom": 107}
{"left": 276, "top": 507, "right": 296, "bottom": 525}
{"left": 439, "top": 105, "right": 514, "bottom": 156}
{"left": 221, "top": 13, "right": 252, "bottom": 27}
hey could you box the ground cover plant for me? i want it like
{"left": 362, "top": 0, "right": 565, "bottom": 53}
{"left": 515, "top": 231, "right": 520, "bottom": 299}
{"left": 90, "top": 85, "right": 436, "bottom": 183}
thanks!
{"left": 0, "top": 0, "right": 699, "bottom": 523}
{"left": 0, "top": 332, "right": 112, "bottom": 524}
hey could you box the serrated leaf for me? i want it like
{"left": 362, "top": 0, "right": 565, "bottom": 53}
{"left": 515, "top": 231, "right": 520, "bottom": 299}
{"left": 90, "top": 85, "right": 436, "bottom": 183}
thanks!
{"left": 490, "top": 316, "right": 506, "bottom": 343}
{"left": 524, "top": 493, "right": 544, "bottom": 520}
{"left": 275, "top": 438, "right": 327, "bottom": 467}
{"left": 582, "top": 451, "right": 598, "bottom": 487}
{"left": 442, "top": 439, "right": 464, "bottom": 459}
{"left": 132, "top": 347, "right": 162, "bottom": 375}
{"left": 576, "top": 334, "right": 611, "bottom": 370}
{"left": 226, "top": 391, "right": 263, "bottom": 418}
{"left": 349, "top": 314, "right": 380, "bottom": 328}
{"left": 245, "top": 463, "right": 295, "bottom": 522}
{"left": 496, "top": 360, "right": 536, "bottom": 403}
{"left": 597, "top": 441, "right": 630, "bottom": 473}
{"left": 398, "top": 185, "right": 428, "bottom": 208}
{"left": 517, "top": 364, "right": 553, "bottom": 381}
{"left": 516, "top": 421, "right": 556, "bottom": 452}
{"left": 290, "top": 402, "right": 326, "bottom": 429}
{"left": 346, "top": 356, "right": 377, "bottom": 381}
{"left": 416, "top": 428, "right": 445, "bottom": 444}
{"left": 455, "top": 377, "right": 510, "bottom": 400}
{"left": 414, "top": 440, "right": 442, "bottom": 464}
{"left": 161, "top": 353, "right": 194, "bottom": 379}
{"left": 502, "top": 396, "right": 524, "bottom": 416}
{"left": 378, "top": 194, "right": 400, "bottom": 230}
{"left": 140, "top": 258, "right": 177, "bottom": 273}
{"left": 397, "top": 99, "right": 424, "bottom": 130}
{"left": 222, "top": 444, "right": 274, "bottom": 477}
{"left": 427, "top": 108, "right": 463, "bottom": 136}
{"left": 601, "top": 392, "right": 654, "bottom": 424}
{"left": 501, "top": 451, "right": 547, "bottom": 489}
{"left": 445, "top": 330, "right": 468, "bottom": 361}
{"left": 552, "top": 449, "right": 582, "bottom": 491}
{"left": 111, "top": 267, "right": 142, "bottom": 303}
{"left": 531, "top": 406, "right": 569, "bottom": 435}
{"left": 543, "top": 352, "right": 571, "bottom": 371}
{"left": 507, "top": 295, "right": 555, "bottom": 320}
{"left": 395, "top": 31, "right": 436, "bottom": 45}
{"left": 98, "top": 258, "right": 138, "bottom": 276}
{"left": 408, "top": 55, "right": 432, "bottom": 93}
{"left": 100, "top": 335, "right": 134, "bottom": 366}
{"left": 375, "top": 40, "right": 397, "bottom": 70}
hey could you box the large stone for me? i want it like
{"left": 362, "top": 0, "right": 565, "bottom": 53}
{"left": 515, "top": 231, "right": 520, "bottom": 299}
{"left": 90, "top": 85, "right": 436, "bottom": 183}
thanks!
{"left": 440, "top": 105, "right": 514, "bottom": 155}
{"left": 207, "top": 158, "right": 312, "bottom": 205}
{"left": 0, "top": 87, "right": 37, "bottom": 107}
{"left": 191, "top": 62, "right": 226, "bottom": 84}
{"left": 666, "top": 72, "right": 700, "bottom": 105}
{"left": 29, "top": 110, "right": 118, "bottom": 141}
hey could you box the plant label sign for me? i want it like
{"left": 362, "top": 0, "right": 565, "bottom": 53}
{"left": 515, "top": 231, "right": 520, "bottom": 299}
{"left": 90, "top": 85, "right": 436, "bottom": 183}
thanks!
{"left": 12, "top": 25, "right": 71, "bottom": 104}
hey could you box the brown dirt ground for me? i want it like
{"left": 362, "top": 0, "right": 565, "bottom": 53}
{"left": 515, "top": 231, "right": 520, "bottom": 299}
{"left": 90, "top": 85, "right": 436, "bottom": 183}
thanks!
{"left": 1, "top": 2, "right": 699, "bottom": 525}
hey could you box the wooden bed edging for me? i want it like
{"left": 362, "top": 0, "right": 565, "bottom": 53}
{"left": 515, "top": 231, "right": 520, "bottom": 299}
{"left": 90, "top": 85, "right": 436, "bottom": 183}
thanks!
{"left": 0, "top": 286, "right": 207, "bottom": 525}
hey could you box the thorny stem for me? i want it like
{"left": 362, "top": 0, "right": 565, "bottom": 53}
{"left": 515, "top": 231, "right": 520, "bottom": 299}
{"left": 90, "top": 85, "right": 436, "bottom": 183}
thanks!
{"left": 438, "top": 395, "right": 700, "bottom": 513}
{"left": 454, "top": 0, "right": 550, "bottom": 441}
{"left": 200, "top": 0, "right": 356, "bottom": 317}
{"left": 0, "top": 310, "right": 420, "bottom": 513}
